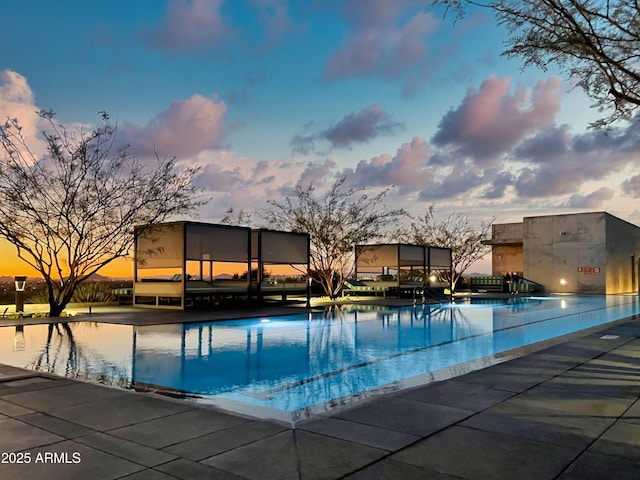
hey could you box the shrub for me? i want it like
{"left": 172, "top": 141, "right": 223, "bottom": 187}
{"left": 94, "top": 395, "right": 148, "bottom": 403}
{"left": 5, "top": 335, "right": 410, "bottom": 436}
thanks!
{"left": 27, "top": 281, "right": 115, "bottom": 304}
{"left": 70, "top": 282, "right": 115, "bottom": 303}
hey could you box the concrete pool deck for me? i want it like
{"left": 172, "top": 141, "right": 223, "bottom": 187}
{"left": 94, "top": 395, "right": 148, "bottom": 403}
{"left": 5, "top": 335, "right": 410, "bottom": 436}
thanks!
{"left": 0, "top": 302, "right": 639, "bottom": 479}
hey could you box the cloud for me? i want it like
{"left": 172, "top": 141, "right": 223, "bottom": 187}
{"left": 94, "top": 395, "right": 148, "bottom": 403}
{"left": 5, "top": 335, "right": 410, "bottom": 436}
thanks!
{"left": 195, "top": 162, "right": 245, "bottom": 191}
{"left": 563, "top": 188, "right": 614, "bottom": 208}
{"left": 417, "top": 165, "right": 486, "bottom": 201}
{"left": 227, "top": 71, "right": 266, "bottom": 106}
{"left": 505, "top": 120, "right": 640, "bottom": 199}
{"left": 480, "top": 170, "right": 515, "bottom": 200}
{"left": 297, "top": 158, "right": 337, "bottom": 187}
{"left": 138, "top": 0, "right": 298, "bottom": 55}
{"left": 249, "top": 0, "right": 299, "bottom": 49}
{"left": 322, "top": 1, "right": 438, "bottom": 95}
{"left": 138, "top": 0, "right": 236, "bottom": 53}
{"left": 622, "top": 175, "right": 640, "bottom": 198}
{"left": 323, "top": 104, "right": 403, "bottom": 148}
{"left": 291, "top": 104, "right": 403, "bottom": 154}
{"left": 0, "top": 70, "right": 34, "bottom": 105}
{"left": 0, "top": 69, "right": 47, "bottom": 158}
{"left": 341, "top": 136, "right": 433, "bottom": 189}
{"left": 513, "top": 124, "right": 572, "bottom": 163}
{"left": 290, "top": 124, "right": 317, "bottom": 155}
{"left": 122, "top": 94, "right": 227, "bottom": 158}
{"left": 432, "top": 76, "right": 562, "bottom": 162}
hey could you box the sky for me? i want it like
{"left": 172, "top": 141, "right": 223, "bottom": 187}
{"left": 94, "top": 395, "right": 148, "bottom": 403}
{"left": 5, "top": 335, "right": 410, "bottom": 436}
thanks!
{"left": 1, "top": 0, "right": 639, "bottom": 278}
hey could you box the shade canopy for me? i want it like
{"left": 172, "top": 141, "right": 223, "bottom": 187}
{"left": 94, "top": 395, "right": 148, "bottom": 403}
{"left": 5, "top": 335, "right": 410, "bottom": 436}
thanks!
{"left": 355, "top": 243, "right": 451, "bottom": 272}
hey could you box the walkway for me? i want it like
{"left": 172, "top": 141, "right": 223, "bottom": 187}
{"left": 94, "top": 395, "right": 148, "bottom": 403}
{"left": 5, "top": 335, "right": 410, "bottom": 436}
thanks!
{"left": 0, "top": 307, "right": 639, "bottom": 479}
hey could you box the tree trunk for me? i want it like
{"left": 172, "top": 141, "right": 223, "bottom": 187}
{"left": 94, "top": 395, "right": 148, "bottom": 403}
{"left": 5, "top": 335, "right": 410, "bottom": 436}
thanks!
{"left": 48, "top": 302, "right": 67, "bottom": 318}
{"left": 47, "top": 282, "right": 75, "bottom": 317}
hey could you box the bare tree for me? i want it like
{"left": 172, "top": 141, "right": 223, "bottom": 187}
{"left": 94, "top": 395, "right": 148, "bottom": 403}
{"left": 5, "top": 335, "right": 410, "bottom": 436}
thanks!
{"left": 0, "top": 111, "right": 205, "bottom": 316}
{"left": 434, "top": 0, "right": 640, "bottom": 127}
{"left": 400, "top": 205, "right": 494, "bottom": 290}
{"left": 220, "top": 207, "right": 253, "bottom": 226}
{"left": 262, "top": 177, "right": 406, "bottom": 298}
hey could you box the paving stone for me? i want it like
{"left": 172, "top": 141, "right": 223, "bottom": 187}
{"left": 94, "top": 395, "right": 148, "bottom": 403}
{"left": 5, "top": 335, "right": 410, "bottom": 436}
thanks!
{"left": 600, "top": 347, "right": 640, "bottom": 361}
{"left": 0, "top": 365, "right": 34, "bottom": 377}
{"left": 0, "top": 440, "right": 143, "bottom": 480}
{"left": 0, "top": 397, "right": 34, "bottom": 416}
{"left": 119, "top": 469, "right": 179, "bottom": 480}
{"left": 108, "top": 408, "right": 248, "bottom": 449}
{"left": 600, "top": 321, "right": 640, "bottom": 338}
{"left": 19, "top": 412, "right": 94, "bottom": 438}
{"left": 1, "top": 382, "right": 127, "bottom": 412}
{"left": 344, "top": 457, "right": 460, "bottom": 480}
{"left": 491, "top": 384, "right": 634, "bottom": 419}
{"left": 50, "top": 393, "right": 194, "bottom": 431}
{"left": 298, "top": 416, "right": 419, "bottom": 451}
{"left": 456, "top": 365, "right": 553, "bottom": 392}
{"left": 0, "top": 417, "right": 63, "bottom": 451}
{"left": 544, "top": 363, "right": 640, "bottom": 399}
{"left": 459, "top": 352, "right": 586, "bottom": 390}
{"left": 557, "top": 451, "right": 640, "bottom": 480}
{"left": 204, "top": 429, "right": 387, "bottom": 480}
{"left": 461, "top": 409, "right": 611, "bottom": 450}
{"left": 621, "top": 399, "right": 640, "bottom": 426}
{"left": 589, "top": 421, "right": 640, "bottom": 460}
{"left": 614, "top": 338, "right": 640, "bottom": 351}
{"left": 296, "top": 430, "right": 388, "bottom": 480}
{"left": 534, "top": 342, "right": 605, "bottom": 362}
{"left": 164, "top": 419, "right": 286, "bottom": 460}
{"left": 397, "top": 380, "right": 515, "bottom": 412}
{"left": 334, "top": 396, "right": 473, "bottom": 436}
{"left": 393, "top": 425, "right": 581, "bottom": 480}
{"left": 155, "top": 458, "right": 251, "bottom": 479}
{"left": 1, "top": 376, "right": 54, "bottom": 388}
{"left": 76, "top": 432, "right": 179, "bottom": 467}
{"left": 0, "top": 377, "right": 80, "bottom": 396}
{"left": 201, "top": 430, "right": 299, "bottom": 480}
{"left": 570, "top": 334, "right": 633, "bottom": 351}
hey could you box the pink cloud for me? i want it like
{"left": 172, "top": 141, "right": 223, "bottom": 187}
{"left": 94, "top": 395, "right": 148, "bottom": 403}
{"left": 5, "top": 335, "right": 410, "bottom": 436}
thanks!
{"left": 297, "top": 159, "right": 336, "bottom": 187}
{"left": 432, "top": 76, "right": 562, "bottom": 161}
{"left": 0, "top": 69, "right": 47, "bottom": 158}
{"left": 342, "top": 136, "right": 435, "bottom": 189}
{"left": 322, "top": 4, "right": 438, "bottom": 83}
{"left": 0, "top": 70, "right": 33, "bottom": 105}
{"left": 138, "top": 0, "right": 235, "bottom": 52}
{"left": 123, "top": 94, "right": 227, "bottom": 158}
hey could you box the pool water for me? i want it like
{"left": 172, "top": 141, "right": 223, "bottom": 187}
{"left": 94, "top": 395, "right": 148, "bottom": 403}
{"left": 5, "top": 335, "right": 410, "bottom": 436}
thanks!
{"left": 1, "top": 295, "right": 638, "bottom": 422}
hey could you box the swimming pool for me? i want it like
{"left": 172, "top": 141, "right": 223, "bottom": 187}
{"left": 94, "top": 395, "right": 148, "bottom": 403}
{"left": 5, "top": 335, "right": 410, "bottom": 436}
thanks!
{"left": 0, "top": 295, "right": 638, "bottom": 422}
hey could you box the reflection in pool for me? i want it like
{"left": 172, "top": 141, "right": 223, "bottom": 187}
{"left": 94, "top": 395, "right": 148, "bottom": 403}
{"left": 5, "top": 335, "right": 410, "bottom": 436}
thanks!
{"left": 0, "top": 295, "right": 637, "bottom": 421}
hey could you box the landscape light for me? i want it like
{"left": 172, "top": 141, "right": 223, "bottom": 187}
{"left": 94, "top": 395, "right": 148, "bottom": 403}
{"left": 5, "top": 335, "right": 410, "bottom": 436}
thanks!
{"left": 14, "top": 276, "right": 26, "bottom": 292}
{"left": 14, "top": 275, "right": 27, "bottom": 314}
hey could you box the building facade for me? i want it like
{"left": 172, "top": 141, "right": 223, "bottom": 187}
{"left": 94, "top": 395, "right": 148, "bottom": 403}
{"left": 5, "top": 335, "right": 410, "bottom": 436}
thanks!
{"left": 487, "top": 212, "right": 640, "bottom": 294}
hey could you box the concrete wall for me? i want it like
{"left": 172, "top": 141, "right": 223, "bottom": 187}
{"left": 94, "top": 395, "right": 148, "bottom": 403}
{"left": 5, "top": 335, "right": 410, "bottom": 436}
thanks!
{"left": 490, "top": 223, "right": 524, "bottom": 275}
{"left": 492, "top": 244, "right": 523, "bottom": 276}
{"left": 492, "top": 223, "right": 523, "bottom": 244}
{"left": 604, "top": 214, "right": 640, "bottom": 294}
{"left": 524, "top": 212, "right": 607, "bottom": 294}
{"left": 490, "top": 212, "right": 640, "bottom": 294}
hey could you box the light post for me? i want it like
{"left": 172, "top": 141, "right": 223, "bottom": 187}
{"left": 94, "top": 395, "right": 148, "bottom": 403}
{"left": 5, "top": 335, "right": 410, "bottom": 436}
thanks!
{"left": 14, "top": 276, "right": 26, "bottom": 314}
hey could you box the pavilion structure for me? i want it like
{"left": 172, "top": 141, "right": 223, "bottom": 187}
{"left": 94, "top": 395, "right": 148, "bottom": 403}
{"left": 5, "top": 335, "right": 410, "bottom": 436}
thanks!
{"left": 133, "top": 221, "right": 310, "bottom": 309}
{"left": 345, "top": 243, "right": 453, "bottom": 298}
